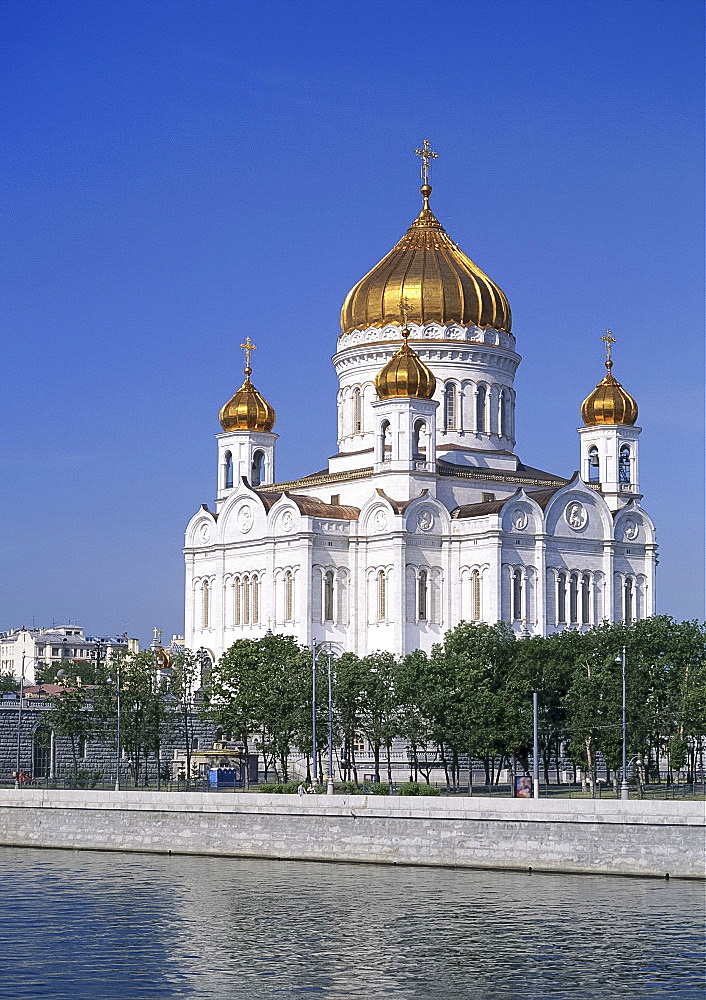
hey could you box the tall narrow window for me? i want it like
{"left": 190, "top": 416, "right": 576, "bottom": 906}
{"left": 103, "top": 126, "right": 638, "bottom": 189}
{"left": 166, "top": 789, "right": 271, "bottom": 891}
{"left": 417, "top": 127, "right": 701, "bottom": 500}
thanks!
{"left": 557, "top": 572, "right": 567, "bottom": 624}
{"left": 413, "top": 420, "right": 426, "bottom": 461}
{"left": 472, "top": 569, "right": 481, "bottom": 621}
{"left": 33, "top": 726, "right": 53, "bottom": 779}
{"left": 418, "top": 570, "right": 428, "bottom": 621}
{"left": 353, "top": 387, "right": 362, "bottom": 433}
{"left": 234, "top": 578, "right": 241, "bottom": 625}
{"left": 476, "top": 386, "right": 486, "bottom": 433}
{"left": 251, "top": 450, "right": 265, "bottom": 487}
{"left": 619, "top": 445, "right": 631, "bottom": 483}
{"left": 581, "top": 574, "right": 590, "bottom": 625}
{"left": 252, "top": 575, "right": 259, "bottom": 624}
{"left": 444, "top": 384, "right": 456, "bottom": 430}
{"left": 224, "top": 451, "right": 233, "bottom": 489}
{"left": 285, "top": 571, "right": 293, "bottom": 622}
{"left": 624, "top": 578, "right": 633, "bottom": 623}
{"left": 512, "top": 569, "right": 522, "bottom": 621}
{"left": 324, "top": 571, "right": 334, "bottom": 622}
{"left": 381, "top": 421, "right": 392, "bottom": 460}
{"left": 499, "top": 391, "right": 507, "bottom": 437}
{"left": 202, "top": 580, "right": 210, "bottom": 629}
{"left": 569, "top": 575, "right": 578, "bottom": 624}
{"left": 588, "top": 446, "right": 599, "bottom": 483}
{"left": 378, "top": 570, "right": 386, "bottom": 621}
{"left": 243, "top": 576, "right": 250, "bottom": 624}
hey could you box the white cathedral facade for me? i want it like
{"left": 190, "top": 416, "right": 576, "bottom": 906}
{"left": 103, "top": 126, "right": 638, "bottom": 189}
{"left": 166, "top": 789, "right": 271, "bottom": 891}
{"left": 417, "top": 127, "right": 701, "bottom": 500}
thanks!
{"left": 184, "top": 147, "right": 657, "bottom": 663}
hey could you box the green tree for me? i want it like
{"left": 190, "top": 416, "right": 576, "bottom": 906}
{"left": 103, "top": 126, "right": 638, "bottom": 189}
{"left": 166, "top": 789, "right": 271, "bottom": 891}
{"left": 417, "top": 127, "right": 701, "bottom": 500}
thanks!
{"left": 357, "top": 651, "right": 399, "bottom": 782}
{"left": 50, "top": 680, "right": 93, "bottom": 776}
{"left": 169, "top": 648, "right": 199, "bottom": 784}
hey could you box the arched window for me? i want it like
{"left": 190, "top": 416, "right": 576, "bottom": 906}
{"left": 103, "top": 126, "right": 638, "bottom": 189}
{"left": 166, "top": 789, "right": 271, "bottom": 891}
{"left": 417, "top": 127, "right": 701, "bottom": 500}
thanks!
{"left": 252, "top": 575, "right": 259, "bottom": 624}
{"left": 569, "top": 575, "right": 578, "bottom": 624}
{"left": 444, "top": 384, "right": 457, "bottom": 430}
{"left": 285, "top": 571, "right": 294, "bottom": 622}
{"left": 499, "top": 391, "right": 507, "bottom": 437}
{"left": 243, "top": 576, "right": 250, "bottom": 624}
{"left": 581, "top": 575, "right": 590, "bottom": 625}
{"left": 619, "top": 445, "right": 631, "bottom": 483}
{"left": 381, "top": 421, "right": 392, "bottom": 460}
{"left": 624, "top": 577, "right": 633, "bottom": 623}
{"left": 418, "top": 570, "right": 428, "bottom": 622}
{"left": 476, "top": 386, "right": 486, "bottom": 433}
{"left": 324, "top": 571, "right": 334, "bottom": 622}
{"left": 234, "top": 578, "right": 241, "bottom": 626}
{"left": 588, "top": 446, "right": 599, "bottom": 483}
{"left": 413, "top": 420, "right": 426, "bottom": 461}
{"left": 353, "top": 388, "right": 362, "bottom": 433}
{"left": 557, "top": 572, "right": 567, "bottom": 624}
{"left": 224, "top": 451, "right": 233, "bottom": 489}
{"left": 251, "top": 450, "right": 265, "bottom": 487}
{"left": 33, "top": 726, "right": 53, "bottom": 779}
{"left": 378, "top": 570, "right": 386, "bottom": 621}
{"left": 512, "top": 569, "right": 522, "bottom": 621}
{"left": 202, "top": 580, "right": 210, "bottom": 629}
{"left": 472, "top": 569, "right": 481, "bottom": 621}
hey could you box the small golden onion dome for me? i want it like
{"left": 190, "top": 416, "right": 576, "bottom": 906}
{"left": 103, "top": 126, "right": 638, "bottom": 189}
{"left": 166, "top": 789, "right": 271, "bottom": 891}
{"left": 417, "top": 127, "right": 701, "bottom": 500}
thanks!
{"left": 375, "top": 327, "right": 437, "bottom": 399}
{"left": 220, "top": 367, "right": 276, "bottom": 433}
{"left": 581, "top": 344, "right": 638, "bottom": 426}
{"left": 341, "top": 183, "right": 511, "bottom": 336}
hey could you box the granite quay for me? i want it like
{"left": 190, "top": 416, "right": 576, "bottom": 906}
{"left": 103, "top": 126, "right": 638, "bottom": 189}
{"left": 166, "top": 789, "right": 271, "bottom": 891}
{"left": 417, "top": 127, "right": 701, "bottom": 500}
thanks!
{"left": 0, "top": 788, "right": 703, "bottom": 879}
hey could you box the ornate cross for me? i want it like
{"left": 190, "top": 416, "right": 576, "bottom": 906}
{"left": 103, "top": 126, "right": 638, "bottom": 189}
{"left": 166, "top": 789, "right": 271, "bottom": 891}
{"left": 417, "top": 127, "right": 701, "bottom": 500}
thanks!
{"left": 601, "top": 329, "right": 616, "bottom": 365}
{"left": 415, "top": 139, "right": 438, "bottom": 185}
{"left": 240, "top": 336, "right": 257, "bottom": 371}
{"left": 400, "top": 296, "right": 410, "bottom": 327}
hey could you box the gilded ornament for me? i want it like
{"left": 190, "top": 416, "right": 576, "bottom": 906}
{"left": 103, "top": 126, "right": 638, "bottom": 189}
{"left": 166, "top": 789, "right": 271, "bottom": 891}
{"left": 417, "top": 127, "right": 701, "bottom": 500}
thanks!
{"left": 581, "top": 331, "right": 638, "bottom": 426}
{"left": 341, "top": 143, "right": 511, "bottom": 336}
{"left": 220, "top": 337, "right": 276, "bottom": 432}
{"left": 374, "top": 326, "right": 436, "bottom": 400}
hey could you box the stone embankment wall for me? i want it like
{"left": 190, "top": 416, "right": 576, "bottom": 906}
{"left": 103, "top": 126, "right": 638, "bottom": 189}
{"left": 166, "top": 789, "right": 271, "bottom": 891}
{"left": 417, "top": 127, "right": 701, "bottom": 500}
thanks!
{"left": 1, "top": 790, "right": 704, "bottom": 879}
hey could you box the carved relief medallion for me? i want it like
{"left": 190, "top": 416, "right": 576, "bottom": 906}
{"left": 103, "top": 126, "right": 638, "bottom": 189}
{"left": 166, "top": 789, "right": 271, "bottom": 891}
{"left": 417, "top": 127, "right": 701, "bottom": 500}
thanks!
{"left": 199, "top": 522, "right": 211, "bottom": 544}
{"left": 623, "top": 518, "right": 638, "bottom": 541}
{"left": 417, "top": 509, "right": 434, "bottom": 532}
{"left": 512, "top": 509, "right": 528, "bottom": 531}
{"left": 281, "top": 511, "right": 294, "bottom": 533}
{"left": 373, "top": 509, "right": 388, "bottom": 533}
{"left": 237, "top": 504, "right": 253, "bottom": 534}
{"left": 565, "top": 501, "right": 588, "bottom": 531}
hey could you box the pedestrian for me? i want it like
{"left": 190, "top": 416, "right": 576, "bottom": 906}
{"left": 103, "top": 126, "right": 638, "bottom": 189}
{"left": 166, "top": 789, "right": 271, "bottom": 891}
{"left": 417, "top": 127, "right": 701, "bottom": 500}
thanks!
{"left": 297, "top": 782, "right": 305, "bottom": 797}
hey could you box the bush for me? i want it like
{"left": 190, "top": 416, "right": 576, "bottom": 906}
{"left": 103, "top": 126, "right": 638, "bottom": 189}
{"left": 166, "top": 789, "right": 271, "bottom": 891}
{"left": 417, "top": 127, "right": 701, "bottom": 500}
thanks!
{"left": 263, "top": 781, "right": 303, "bottom": 794}
{"left": 398, "top": 781, "right": 441, "bottom": 796}
{"left": 66, "top": 770, "right": 102, "bottom": 789}
{"left": 364, "top": 781, "right": 391, "bottom": 795}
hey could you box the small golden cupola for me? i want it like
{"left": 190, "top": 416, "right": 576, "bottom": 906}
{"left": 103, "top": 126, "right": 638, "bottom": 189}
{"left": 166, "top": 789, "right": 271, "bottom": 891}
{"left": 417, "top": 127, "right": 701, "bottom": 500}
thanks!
{"left": 581, "top": 331, "right": 638, "bottom": 426}
{"left": 375, "top": 324, "right": 437, "bottom": 400}
{"left": 340, "top": 140, "right": 511, "bottom": 337}
{"left": 219, "top": 337, "right": 276, "bottom": 432}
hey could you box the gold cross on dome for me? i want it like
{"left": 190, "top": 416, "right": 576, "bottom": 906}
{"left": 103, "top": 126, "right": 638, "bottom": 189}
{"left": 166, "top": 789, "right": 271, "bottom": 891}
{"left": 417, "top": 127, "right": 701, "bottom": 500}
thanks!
{"left": 601, "top": 329, "right": 616, "bottom": 365}
{"left": 400, "top": 296, "right": 410, "bottom": 328}
{"left": 415, "top": 139, "right": 438, "bottom": 185}
{"left": 240, "top": 336, "right": 257, "bottom": 371}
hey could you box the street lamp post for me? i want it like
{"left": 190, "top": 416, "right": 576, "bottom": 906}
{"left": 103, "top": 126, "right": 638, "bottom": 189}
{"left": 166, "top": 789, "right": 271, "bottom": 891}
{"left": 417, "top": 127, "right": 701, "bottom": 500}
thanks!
{"left": 115, "top": 656, "right": 122, "bottom": 792}
{"left": 617, "top": 645, "right": 628, "bottom": 800}
{"left": 14, "top": 653, "right": 26, "bottom": 788}
{"left": 311, "top": 639, "right": 318, "bottom": 784}
{"left": 326, "top": 651, "right": 334, "bottom": 796}
{"left": 532, "top": 691, "right": 539, "bottom": 800}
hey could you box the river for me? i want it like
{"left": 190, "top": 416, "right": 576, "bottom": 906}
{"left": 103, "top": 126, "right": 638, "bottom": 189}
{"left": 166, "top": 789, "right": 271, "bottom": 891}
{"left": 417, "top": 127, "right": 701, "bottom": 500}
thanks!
{"left": 1, "top": 847, "right": 703, "bottom": 998}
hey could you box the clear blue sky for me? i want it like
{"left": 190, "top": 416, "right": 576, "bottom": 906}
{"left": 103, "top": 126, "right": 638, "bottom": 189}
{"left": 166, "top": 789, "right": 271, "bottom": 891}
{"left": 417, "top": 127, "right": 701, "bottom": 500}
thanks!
{"left": 1, "top": 0, "right": 703, "bottom": 646}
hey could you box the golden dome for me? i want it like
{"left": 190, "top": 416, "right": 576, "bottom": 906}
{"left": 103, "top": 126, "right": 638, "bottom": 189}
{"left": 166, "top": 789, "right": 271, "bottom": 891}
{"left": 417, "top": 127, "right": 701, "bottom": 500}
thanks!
{"left": 581, "top": 332, "right": 638, "bottom": 426}
{"left": 220, "top": 337, "right": 276, "bottom": 432}
{"left": 375, "top": 327, "right": 437, "bottom": 399}
{"left": 340, "top": 183, "right": 511, "bottom": 336}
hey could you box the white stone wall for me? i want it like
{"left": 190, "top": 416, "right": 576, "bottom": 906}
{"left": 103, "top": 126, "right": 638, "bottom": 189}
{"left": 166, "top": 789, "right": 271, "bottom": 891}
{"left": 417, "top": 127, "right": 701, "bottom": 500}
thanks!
{"left": 1, "top": 789, "right": 703, "bottom": 880}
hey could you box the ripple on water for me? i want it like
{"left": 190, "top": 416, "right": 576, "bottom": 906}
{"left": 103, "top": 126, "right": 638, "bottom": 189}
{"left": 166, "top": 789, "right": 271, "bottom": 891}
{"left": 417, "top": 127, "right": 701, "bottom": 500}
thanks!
{"left": 0, "top": 848, "right": 704, "bottom": 999}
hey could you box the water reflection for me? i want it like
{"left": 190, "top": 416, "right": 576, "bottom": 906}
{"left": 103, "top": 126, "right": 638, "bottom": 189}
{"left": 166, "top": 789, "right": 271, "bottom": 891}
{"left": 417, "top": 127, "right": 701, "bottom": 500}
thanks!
{"left": 1, "top": 848, "right": 703, "bottom": 999}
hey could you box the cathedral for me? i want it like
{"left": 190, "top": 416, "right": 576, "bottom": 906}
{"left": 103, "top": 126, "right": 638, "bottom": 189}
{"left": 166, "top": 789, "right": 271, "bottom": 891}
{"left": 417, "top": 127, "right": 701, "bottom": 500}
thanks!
{"left": 184, "top": 143, "right": 657, "bottom": 663}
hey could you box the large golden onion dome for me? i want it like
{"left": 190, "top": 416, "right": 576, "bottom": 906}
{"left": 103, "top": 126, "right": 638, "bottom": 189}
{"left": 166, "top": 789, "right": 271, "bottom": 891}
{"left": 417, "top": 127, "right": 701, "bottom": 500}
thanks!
{"left": 340, "top": 183, "right": 511, "bottom": 336}
{"left": 581, "top": 332, "right": 638, "bottom": 426}
{"left": 375, "top": 326, "right": 437, "bottom": 399}
{"left": 219, "top": 337, "right": 276, "bottom": 432}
